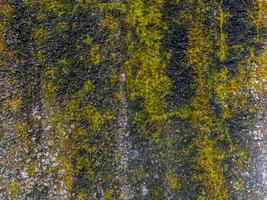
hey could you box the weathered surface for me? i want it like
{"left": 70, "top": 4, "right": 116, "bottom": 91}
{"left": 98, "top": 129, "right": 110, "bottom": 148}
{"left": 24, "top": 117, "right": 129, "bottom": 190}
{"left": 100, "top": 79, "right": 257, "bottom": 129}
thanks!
{"left": 0, "top": 0, "right": 266, "bottom": 199}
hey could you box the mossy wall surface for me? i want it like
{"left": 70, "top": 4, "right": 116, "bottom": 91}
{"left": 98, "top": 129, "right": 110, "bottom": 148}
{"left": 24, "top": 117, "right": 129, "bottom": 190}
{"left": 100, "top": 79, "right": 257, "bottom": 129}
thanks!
{"left": 0, "top": 0, "right": 266, "bottom": 199}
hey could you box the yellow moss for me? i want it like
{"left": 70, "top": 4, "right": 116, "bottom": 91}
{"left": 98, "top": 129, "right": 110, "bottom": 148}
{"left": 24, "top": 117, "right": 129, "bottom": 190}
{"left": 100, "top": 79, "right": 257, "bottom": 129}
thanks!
{"left": 110, "top": 72, "right": 120, "bottom": 84}
{"left": 56, "top": 22, "right": 67, "bottom": 32}
{"left": 124, "top": 0, "right": 171, "bottom": 120}
{"left": 58, "top": 155, "right": 73, "bottom": 190}
{"left": 0, "top": 1, "right": 12, "bottom": 53}
{"left": 233, "top": 179, "right": 244, "bottom": 192}
{"left": 214, "top": 67, "right": 229, "bottom": 101}
{"left": 195, "top": 137, "right": 227, "bottom": 199}
{"left": 146, "top": 5, "right": 165, "bottom": 26}
{"left": 42, "top": 0, "right": 67, "bottom": 16}
{"left": 83, "top": 34, "right": 93, "bottom": 45}
{"left": 15, "top": 122, "right": 34, "bottom": 149}
{"left": 185, "top": 5, "right": 232, "bottom": 197}
{"left": 216, "top": 3, "right": 230, "bottom": 61}
{"left": 165, "top": 171, "right": 180, "bottom": 190}
{"left": 88, "top": 44, "right": 102, "bottom": 65}
{"left": 33, "top": 27, "right": 48, "bottom": 44}
{"left": 0, "top": 40, "right": 4, "bottom": 54}
{"left": 217, "top": 34, "right": 228, "bottom": 62}
{"left": 5, "top": 98, "right": 21, "bottom": 110}
{"left": 103, "top": 189, "right": 113, "bottom": 200}
{"left": 191, "top": 96, "right": 213, "bottom": 133}
{"left": 36, "top": 51, "right": 46, "bottom": 62}
{"left": 101, "top": 16, "right": 119, "bottom": 32}
{"left": 249, "top": 106, "right": 257, "bottom": 113}
{"left": 96, "top": 2, "right": 126, "bottom": 13}
{"left": 187, "top": 25, "right": 211, "bottom": 72}
{"left": 150, "top": 105, "right": 191, "bottom": 122}
{"left": 82, "top": 80, "right": 95, "bottom": 93}
{"left": 65, "top": 90, "right": 103, "bottom": 132}
{"left": 16, "top": 123, "right": 27, "bottom": 139}
{"left": 77, "top": 190, "right": 87, "bottom": 200}
{"left": 15, "top": 123, "right": 27, "bottom": 140}
{"left": 239, "top": 150, "right": 249, "bottom": 160}
{"left": 36, "top": 12, "right": 46, "bottom": 22}
{"left": 7, "top": 180, "right": 21, "bottom": 199}
{"left": 115, "top": 89, "right": 124, "bottom": 101}
{"left": 41, "top": 68, "right": 77, "bottom": 191}
{"left": 43, "top": 67, "right": 58, "bottom": 107}
{"left": 151, "top": 133, "right": 161, "bottom": 143}
{"left": 250, "top": 0, "right": 267, "bottom": 42}
{"left": 57, "top": 58, "right": 72, "bottom": 73}
{"left": 75, "top": 157, "right": 88, "bottom": 171}
{"left": 103, "top": 111, "right": 113, "bottom": 122}
{"left": 0, "top": 1, "right": 12, "bottom": 18}
{"left": 21, "top": 0, "right": 262, "bottom": 197}
{"left": 216, "top": 56, "right": 257, "bottom": 113}
{"left": 58, "top": 58, "right": 72, "bottom": 66}
{"left": 83, "top": 106, "right": 103, "bottom": 132}
{"left": 27, "top": 161, "right": 38, "bottom": 177}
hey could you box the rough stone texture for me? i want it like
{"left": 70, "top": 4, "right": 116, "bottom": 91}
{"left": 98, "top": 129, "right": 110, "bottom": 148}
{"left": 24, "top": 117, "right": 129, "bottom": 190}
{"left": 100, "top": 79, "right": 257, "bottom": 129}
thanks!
{"left": 0, "top": 0, "right": 266, "bottom": 199}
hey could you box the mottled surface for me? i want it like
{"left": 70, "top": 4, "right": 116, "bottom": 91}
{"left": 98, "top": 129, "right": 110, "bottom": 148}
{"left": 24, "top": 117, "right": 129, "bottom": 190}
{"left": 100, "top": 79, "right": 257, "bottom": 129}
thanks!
{"left": 0, "top": 0, "right": 266, "bottom": 199}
